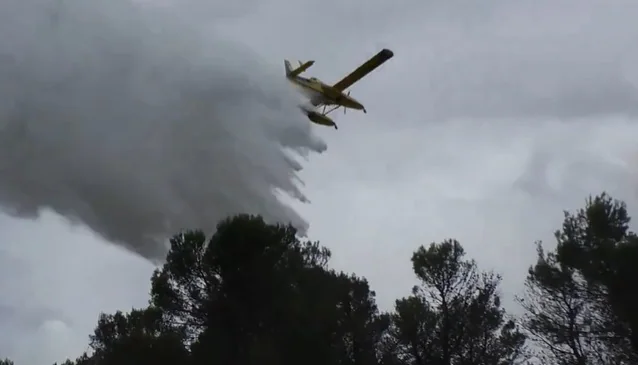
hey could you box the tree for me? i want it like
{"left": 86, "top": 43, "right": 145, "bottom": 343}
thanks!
{"left": 84, "top": 307, "right": 188, "bottom": 365}
{"left": 149, "top": 214, "right": 387, "bottom": 365}
{"left": 149, "top": 214, "right": 330, "bottom": 364}
{"left": 52, "top": 353, "right": 92, "bottom": 365}
{"left": 386, "top": 239, "right": 527, "bottom": 365}
{"left": 518, "top": 193, "right": 638, "bottom": 364}
{"left": 328, "top": 272, "right": 391, "bottom": 365}
{"left": 518, "top": 243, "right": 603, "bottom": 365}
{"left": 556, "top": 194, "right": 638, "bottom": 359}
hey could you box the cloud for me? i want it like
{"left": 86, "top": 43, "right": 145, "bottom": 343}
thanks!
{"left": 0, "top": 0, "right": 326, "bottom": 261}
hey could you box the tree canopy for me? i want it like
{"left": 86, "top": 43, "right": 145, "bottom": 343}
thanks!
{"left": 5, "top": 194, "right": 638, "bottom": 365}
{"left": 517, "top": 194, "right": 638, "bottom": 365}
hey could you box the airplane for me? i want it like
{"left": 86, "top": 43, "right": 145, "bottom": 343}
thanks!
{"left": 285, "top": 48, "right": 394, "bottom": 129}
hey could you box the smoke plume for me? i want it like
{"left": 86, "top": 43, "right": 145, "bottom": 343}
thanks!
{"left": 0, "top": 0, "right": 327, "bottom": 261}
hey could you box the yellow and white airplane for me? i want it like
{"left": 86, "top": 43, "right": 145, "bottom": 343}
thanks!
{"left": 285, "top": 48, "right": 394, "bottom": 129}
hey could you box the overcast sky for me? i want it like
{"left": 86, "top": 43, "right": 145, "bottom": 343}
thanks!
{"left": 3, "top": 0, "right": 638, "bottom": 364}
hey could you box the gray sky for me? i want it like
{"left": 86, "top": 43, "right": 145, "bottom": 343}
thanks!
{"left": 3, "top": 0, "right": 638, "bottom": 364}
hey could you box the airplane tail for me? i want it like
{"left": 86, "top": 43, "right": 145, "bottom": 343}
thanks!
{"left": 284, "top": 60, "right": 293, "bottom": 76}
{"left": 284, "top": 59, "right": 314, "bottom": 78}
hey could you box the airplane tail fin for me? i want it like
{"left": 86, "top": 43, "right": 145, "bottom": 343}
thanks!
{"left": 284, "top": 60, "right": 315, "bottom": 78}
{"left": 284, "top": 60, "right": 293, "bottom": 76}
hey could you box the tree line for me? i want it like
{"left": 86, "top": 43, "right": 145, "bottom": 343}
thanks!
{"left": 2, "top": 192, "right": 638, "bottom": 365}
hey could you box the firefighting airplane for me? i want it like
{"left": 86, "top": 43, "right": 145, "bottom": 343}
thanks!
{"left": 285, "top": 48, "right": 394, "bottom": 129}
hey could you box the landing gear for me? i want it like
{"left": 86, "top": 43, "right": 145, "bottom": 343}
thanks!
{"left": 313, "top": 102, "right": 360, "bottom": 130}
{"left": 321, "top": 104, "right": 342, "bottom": 115}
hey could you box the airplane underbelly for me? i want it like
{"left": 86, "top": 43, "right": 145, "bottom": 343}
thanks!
{"left": 303, "top": 88, "right": 321, "bottom": 99}
{"left": 296, "top": 87, "right": 324, "bottom": 105}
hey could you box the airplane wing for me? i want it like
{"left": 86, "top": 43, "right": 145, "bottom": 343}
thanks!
{"left": 331, "top": 49, "right": 394, "bottom": 91}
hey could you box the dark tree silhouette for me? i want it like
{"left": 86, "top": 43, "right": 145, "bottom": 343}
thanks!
{"left": 149, "top": 214, "right": 388, "bottom": 365}
{"left": 518, "top": 193, "right": 638, "bottom": 365}
{"left": 385, "top": 239, "right": 528, "bottom": 365}
{"left": 83, "top": 307, "right": 187, "bottom": 365}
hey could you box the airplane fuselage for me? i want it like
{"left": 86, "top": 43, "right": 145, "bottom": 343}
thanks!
{"left": 287, "top": 76, "right": 365, "bottom": 111}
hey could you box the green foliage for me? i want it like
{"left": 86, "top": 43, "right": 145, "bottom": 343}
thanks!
{"left": 87, "top": 307, "right": 188, "bottom": 365}
{"left": 518, "top": 193, "right": 638, "bottom": 365}
{"left": 52, "top": 353, "right": 91, "bottom": 365}
{"left": 6, "top": 194, "right": 638, "bottom": 365}
{"left": 149, "top": 214, "right": 349, "bottom": 365}
{"left": 387, "top": 239, "right": 528, "bottom": 365}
